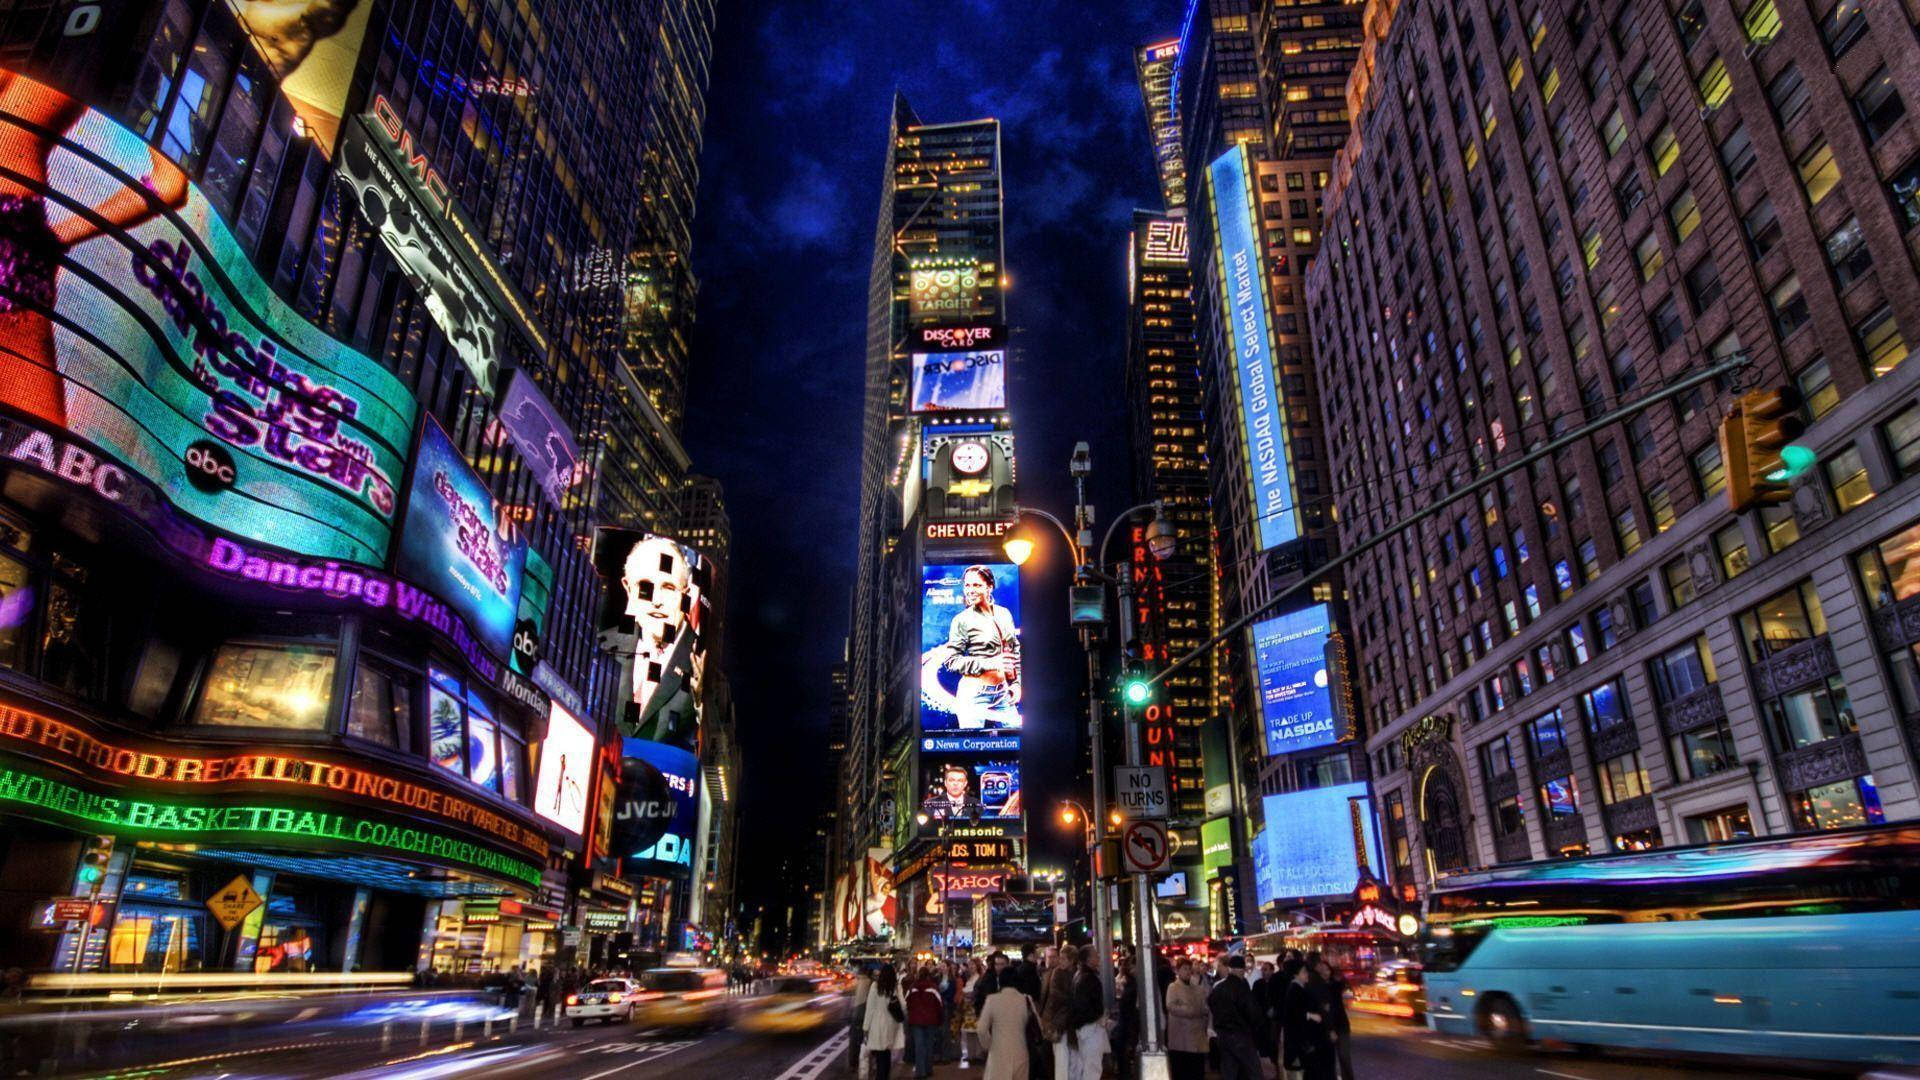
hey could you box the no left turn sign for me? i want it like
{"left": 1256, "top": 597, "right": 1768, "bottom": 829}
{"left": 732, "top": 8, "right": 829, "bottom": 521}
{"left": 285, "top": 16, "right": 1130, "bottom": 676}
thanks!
{"left": 1121, "top": 819, "right": 1170, "bottom": 874}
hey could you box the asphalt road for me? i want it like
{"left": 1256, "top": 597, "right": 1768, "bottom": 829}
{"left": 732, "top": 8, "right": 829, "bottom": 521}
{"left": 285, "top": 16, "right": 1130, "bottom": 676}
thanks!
{"left": 44, "top": 997, "right": 1880, "bottom": 1078}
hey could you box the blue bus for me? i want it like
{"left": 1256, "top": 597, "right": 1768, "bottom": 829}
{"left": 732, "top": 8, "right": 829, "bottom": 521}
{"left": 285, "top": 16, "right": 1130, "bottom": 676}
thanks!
{"left": 1421, "top": 824, "right": 1920, "bottom": 1067}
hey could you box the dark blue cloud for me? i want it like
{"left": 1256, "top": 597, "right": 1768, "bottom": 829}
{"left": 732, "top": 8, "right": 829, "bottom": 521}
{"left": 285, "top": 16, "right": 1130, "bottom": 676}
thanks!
{"left": 685, "top": 0, "right": 1176, "bottom": 928}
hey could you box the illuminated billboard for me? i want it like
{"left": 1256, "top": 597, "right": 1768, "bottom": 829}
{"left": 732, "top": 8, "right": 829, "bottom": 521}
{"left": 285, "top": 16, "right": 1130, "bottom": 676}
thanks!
{"left": 593, "top": 529, "right": 710, "bottom": 751}
{"left": 1251, "top": 604, "right": 1339, "bottom": 756}
{"left": 614, "top": 738, "right": 699, "bottom": 876}
{"left": 920, "top": 564, "right": 1022, "bottom": 734}
{"left": 908, "top": 257, "right": 980, "bottom": 321}
{"left": 496, "top": 370, "right": 583, "bottom": 510}
{"left": 919, "top": 756, "right": 1022, "bottom": 823}
{"left": 532, "top": 701, "right": 594, "bottom": 836}
{"left": 1208, "top": 144, "right": 1296, "bottom": 550}
{"left": 224, "top": 0, "right": 372, "bottom": 157}
{"left": 915, "top": 324, "right": 1004, "bottom": 351}
{"left": 923, "top": 431, "right": 1015, "bottom": 521}
{"left": 395, "top": 416, "right": 525, "bottom": 661}
{"left": 0, "top": 69, "right": 416, "bottom": 567}
{"left": 864, "top": 847, "right": 898, "bottom": 936}
{"left": 1141, "top": 217, "right": 1189, "bottom": 264}
{"left": 911, "top": 350, "right": 1006, "bottom": 412}
{"left": 1255, "top": 782, "right": 1385, "bottom": 903}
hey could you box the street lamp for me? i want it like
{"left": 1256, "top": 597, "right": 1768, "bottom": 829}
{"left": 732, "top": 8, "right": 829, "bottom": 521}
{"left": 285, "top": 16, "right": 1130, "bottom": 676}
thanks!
{"left": 1004, "top": 445, "right": 1176, "bottom": 1075}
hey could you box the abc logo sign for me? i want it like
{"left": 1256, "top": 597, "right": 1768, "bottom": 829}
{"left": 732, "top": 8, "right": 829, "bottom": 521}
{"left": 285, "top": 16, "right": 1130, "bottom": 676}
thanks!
{"left": 183, "top": 440, "right": 237, "bottom": 494}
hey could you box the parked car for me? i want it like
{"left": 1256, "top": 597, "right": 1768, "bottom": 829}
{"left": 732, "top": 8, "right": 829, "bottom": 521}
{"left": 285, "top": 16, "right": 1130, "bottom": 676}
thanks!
{"left": 566, "top": 978, "right": 640, "bottom": 1026}
{"left": 631, "top": 967, "right": 732, "bottom": 1030}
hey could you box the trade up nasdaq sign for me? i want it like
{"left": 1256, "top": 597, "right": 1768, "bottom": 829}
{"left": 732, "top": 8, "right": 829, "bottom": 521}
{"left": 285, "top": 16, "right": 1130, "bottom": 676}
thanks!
{"left": 1207, "top": 144, "right": 1296, "bottom": 550}
{"left": 0, "top": 68, "right": 416, "bottom": 567}
{"left": 1251, "top": 604, "right": 1340, "bottom": 756}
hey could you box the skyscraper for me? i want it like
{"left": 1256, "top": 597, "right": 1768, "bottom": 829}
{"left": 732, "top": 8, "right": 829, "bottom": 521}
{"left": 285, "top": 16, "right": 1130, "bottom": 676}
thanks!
{"left": 1310, "top": 0, "right": 1920, "bottom": 895}
{"left": 840, "top": 98, "right": 1014, "bottom": 949}
{"left": 1124, "top": 209, "right": 1212, "bottom": 940}
{"left": 1173, "top": 0, "right": 1368, "bottom": 927}
{"left": 1137, "top": 39, "right": 1189, "bottom": 212}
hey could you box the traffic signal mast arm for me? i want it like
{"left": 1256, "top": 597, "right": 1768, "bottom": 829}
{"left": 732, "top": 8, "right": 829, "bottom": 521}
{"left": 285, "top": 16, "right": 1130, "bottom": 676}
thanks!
{"left": 1141, "top": 353, "right": 1755, "bottom": 691}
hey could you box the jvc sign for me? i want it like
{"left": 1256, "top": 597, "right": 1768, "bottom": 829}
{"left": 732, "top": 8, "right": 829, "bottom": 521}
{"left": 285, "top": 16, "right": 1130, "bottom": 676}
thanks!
{"left": 1114, "top": 766, "right": 1169, "bottom": 819}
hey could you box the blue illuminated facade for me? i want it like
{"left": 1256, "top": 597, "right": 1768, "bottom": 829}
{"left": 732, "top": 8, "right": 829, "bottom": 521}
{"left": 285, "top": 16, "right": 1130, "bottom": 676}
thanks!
{"left": 1256, "top": 782, "right": 1385, "bottom": 903}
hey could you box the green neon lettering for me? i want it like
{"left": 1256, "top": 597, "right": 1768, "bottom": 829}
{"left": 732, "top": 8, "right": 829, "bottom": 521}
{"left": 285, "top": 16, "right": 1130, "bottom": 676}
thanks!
{"left": 0, "top": 765, "right": 540, "bottom": 887}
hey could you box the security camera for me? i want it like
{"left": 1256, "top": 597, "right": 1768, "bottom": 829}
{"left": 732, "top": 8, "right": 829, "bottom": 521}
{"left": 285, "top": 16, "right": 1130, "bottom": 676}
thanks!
{"left": 1069, "top": 441, "right": 1093, "bottom": 477}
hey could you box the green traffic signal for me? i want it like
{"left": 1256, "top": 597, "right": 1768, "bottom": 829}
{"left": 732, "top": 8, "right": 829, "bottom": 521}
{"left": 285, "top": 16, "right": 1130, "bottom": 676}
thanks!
{"left": 1765, "top": 444, "right": 1817, "bottom": 482}
{"left": 1123, "top": 678, "right": 1153, "bottom": 706}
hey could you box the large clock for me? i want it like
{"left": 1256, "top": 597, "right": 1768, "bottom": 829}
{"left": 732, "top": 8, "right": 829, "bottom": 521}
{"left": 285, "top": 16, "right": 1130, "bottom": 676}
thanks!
{"left": 950, "top": 440, "right": 990, "bottom": 475}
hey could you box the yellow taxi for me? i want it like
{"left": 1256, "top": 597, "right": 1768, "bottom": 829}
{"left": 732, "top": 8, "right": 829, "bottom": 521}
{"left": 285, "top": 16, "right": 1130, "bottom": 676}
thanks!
{"left": 736, "top": 976, "right": 839, "bottom": 1036}
{"left": 630, "top": 966, "right": 732, "bottom": 1030}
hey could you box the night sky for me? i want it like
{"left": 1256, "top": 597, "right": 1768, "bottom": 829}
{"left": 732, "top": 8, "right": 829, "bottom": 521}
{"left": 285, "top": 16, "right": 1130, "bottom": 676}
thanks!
{"left": 681, "top": 0, "right": 1178, "bottom": 942}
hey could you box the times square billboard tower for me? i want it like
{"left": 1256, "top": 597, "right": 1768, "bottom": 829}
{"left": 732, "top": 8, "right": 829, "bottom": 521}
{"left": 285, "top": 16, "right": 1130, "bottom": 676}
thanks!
{"left": 839, "top": 97, "right": 1022, "bottom": 951}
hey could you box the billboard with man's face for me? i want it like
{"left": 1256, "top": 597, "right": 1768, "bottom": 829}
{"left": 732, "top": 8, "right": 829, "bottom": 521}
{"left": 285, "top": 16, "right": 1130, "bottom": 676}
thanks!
{"left": 920, "top": 564, "right": 1022, "bottom": 737}
{"left": 919, "top": 756, "right": 1021, "bottom": 823}
{"left": 593, "top": 529, "right": 710, "bottom": 752}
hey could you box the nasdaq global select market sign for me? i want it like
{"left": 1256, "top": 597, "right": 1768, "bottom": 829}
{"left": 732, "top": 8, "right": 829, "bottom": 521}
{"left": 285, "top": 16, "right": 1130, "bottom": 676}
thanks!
{"left": 1208, "top": 144, "right": 1296, "bottom": 550}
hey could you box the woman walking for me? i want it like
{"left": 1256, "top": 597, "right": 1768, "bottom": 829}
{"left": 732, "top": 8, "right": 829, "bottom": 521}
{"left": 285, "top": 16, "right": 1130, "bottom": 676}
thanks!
{"left": 864, "top": 964, "right": 910, "bottom": 1080}
{"left": 1164, "top": 959, "right": 1210, "bottom": 1080}
{"left": 974, "top": 961, "right": 1036, "bottom": 1080}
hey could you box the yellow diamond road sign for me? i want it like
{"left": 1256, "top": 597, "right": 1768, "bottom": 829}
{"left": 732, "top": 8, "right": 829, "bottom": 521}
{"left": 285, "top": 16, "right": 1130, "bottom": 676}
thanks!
{"left": 206, "top": 874, "right": 263, "bottom": 931}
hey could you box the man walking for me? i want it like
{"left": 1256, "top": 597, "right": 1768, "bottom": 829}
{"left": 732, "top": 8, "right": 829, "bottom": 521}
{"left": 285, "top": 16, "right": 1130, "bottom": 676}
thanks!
{"left": 1206, "top": 955, "right": 1266, "bottom": 1080}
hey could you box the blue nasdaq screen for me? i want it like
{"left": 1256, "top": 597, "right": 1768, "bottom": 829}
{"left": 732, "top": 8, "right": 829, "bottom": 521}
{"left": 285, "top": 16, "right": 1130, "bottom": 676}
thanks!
{"left": 1252, "top": 605, "right": 1339, "bottom": 756}
{"left": 1256, "top": 782, "right": 1384, "bottom": 902}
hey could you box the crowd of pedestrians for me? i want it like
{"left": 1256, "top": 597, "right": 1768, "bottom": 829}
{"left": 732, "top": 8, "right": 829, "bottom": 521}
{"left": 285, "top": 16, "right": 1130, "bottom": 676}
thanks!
{"left": 850, "top": 945, "right": 1355, "bottom": 1080}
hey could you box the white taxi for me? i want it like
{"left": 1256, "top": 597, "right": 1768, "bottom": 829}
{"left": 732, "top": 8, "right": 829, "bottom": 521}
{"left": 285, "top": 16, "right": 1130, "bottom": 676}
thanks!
{"left": 566, "top": 977, "right": 640, "bottom": 1026}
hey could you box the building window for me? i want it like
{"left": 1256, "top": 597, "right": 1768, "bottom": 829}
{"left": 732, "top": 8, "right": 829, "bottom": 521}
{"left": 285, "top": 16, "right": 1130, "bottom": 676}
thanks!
{"left": 1685, "top": 805, "right": 1755, "bottom": 843}
{"left": 1630, "top": 579, "right": 1661, "bottom": 628}
{"left": 1790, "top": 774, "right": 1884, "bottom": 830}
{"left": 1740, "top": 579, "right": 1827, "bottom": 662}
{"left": 1715, "top": 523, "right": 1751, "bottom": 579}
{"left": 1824, "top": 216, "right": 1874, "bottom": 288}
{"left": 1744, "top": 197, "right": 1782, "bottom": 257}
{"left": 427, "top": 667, "right": 517, "bottom": 797}
{"left": 1762, "top": 503, "right": 1801, "bottom": 553}
{"left": 1821, "top": 0, "right": 1869, "bottom": 57}
{"left": 1683, "top": 261, "right": 1722, "bottom": 319}
{"left": 1771, "top": 274, "right": 1810, "bottom": 337}
{"left": 1826, "top": 445, "right": 1873, "bottom": 512}
{"left": 1799, "top": 357, "right": 1839, "bottom": 418}
{"left": 1635, "top": 232, "right": 1664, "bottom": 281}
{"left": 1615, "top": 507, "right": 1643, "bottom": 554}
{"left": 1770, "top": 65, "right": 1811, "bottom": 125}
{"left": 1481, "top": 732, "right": 1516, "bottom": 778}
{"left": 1855, "top": 67, "right": 1906, "bottom": 143}
{"left": 1891, "top": 155, "right": 1920, "bottom": 228}
{"left": 347, "top": 659, "right": 415, "bottom": 752}
{"left": 193, "top": 643, "right": 336, "bottom": 730}
{"left": 1526, "top": 709, "right": 1569, "bottom": 760}
{"left": 1697, "top": 56, "right": 1731, "bottom": 109}
{"left": 1565, "top": 621, "right": 1591, "bottom": 664}
{"left": 1650, "top": 126, "right": 1680, "bottom": 176}
{"left": 1595, "top": 750, "right": 1651, "bottom": 804}
{"left": 1664, "top": 557, "right": 1696, "bottom": 609}
{"left": 1798, "top": 141, "right": 1841, "bottom": 205}
{"left": 1651, "top": 296, "right": 1686, "bottom": 349}
{"left": 1539, "top": 774, "right": 1580, "bottom": 821}
{"left": 1603, "top": 109, "right": 1629, "bottom": 156}
{"left": 1720, "top": 123, "right": 1758, "bottom": 182}
{"left": 1693, "top": 443, "right": 1726, "bottom": 497}
{"left": 1857, "top": 305, "right": 1908, "bottom": 376}
{"left": 1492, "top": 795, "right": 1528, "bottom": 849}
{"left": 1858, "top": 520, "right": 1920, "bottom": 717}
{"left": 1744, "top": 0, "right": 1782, "bottom": 42}
{"left": 1581, "top": 678, "right": 1631, "bottom": 735}
{"left": 1671, "top": 715, "right": 1740, "bottom": 781}
{"left": 1884, "top": 403, "right": 1920, "bottom": 476}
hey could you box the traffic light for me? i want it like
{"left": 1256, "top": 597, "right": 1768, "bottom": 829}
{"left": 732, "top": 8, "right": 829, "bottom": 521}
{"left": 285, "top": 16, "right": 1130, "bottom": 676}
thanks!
{"left": 1719, "top": 386, "right": 1809, "bottom": 512}
{"left": 1119, "top": 662, "right": 1155, "bottom": 707}
{"left": 77, "top": 835, "right": 113, "bottom": 889}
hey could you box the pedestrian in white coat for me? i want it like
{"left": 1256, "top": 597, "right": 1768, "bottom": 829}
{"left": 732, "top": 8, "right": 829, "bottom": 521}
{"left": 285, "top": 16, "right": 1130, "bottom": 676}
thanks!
{"left": 863, "top": 965, "right": 910, "bottom": 1079}
{"left": 974, "top": 981, "right": 1035, "bottom": 1080}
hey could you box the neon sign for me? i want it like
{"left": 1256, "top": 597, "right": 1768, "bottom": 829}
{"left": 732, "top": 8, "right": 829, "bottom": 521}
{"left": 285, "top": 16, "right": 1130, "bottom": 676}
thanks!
{"left": 0, "top": 700, "right": 547, "bottom": 855}
{"left": 925, "top": 520, "right": 1013, "bottom": 541}
{"left": 0, "top": 763, "right": 542, "bottom": 887}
